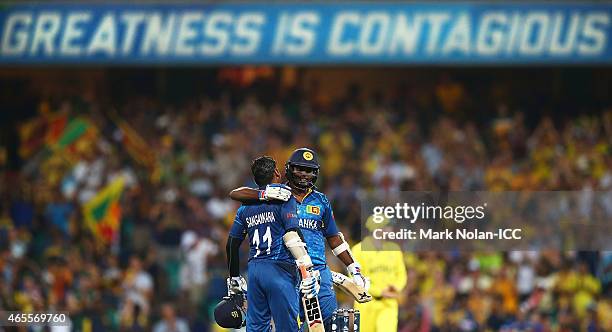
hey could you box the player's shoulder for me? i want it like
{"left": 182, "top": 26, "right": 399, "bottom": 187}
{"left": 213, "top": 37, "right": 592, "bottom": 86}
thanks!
{"left": 234, "top": 205, "right": 248, "bottom": 219}
{"left": 236, "top": 202, "right": 267, "bottom": 217}
{"left": 269, "top": 196, "right": 298, "bottom": 209}
{"left": 309, "top": 189, "right": 331, "bottom": 204}
{"left": 311, "top": 188, "right": 327, "bottom": 198}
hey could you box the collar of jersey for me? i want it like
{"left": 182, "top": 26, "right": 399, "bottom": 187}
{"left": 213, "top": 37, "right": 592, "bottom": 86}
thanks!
{"left": 296, "top": 188, "right": 313, "bottom": 203}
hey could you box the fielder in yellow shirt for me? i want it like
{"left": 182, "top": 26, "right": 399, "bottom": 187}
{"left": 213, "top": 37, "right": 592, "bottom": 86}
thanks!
{"left": 352, "top": 232, "right": 407, "bottom": 332}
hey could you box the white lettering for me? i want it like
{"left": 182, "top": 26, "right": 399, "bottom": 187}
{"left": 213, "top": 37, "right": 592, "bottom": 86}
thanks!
{"left": 60, "top": 12, "right": 90, "bottom": 56}
{"left": 232, "top": 13, "right": 264, "bottom": 55}
{"left": 425, "top": 13, "right": 450, "bottom": 54}
{"left": 505, "top": 13, "right": 522, "bottom": 54}
{"left": 202, "top": 12, "right": 232, "bottom": 56}
{"left": 476, "top": 12, "right": 506, "bottom": 55}
{"left": 549, "top": 13, "right": 580, "bottom": 55}
{"left": 287, "top": 12, "right": 318, "bottom": 55}
{"left": 246, "top": 211, "right": 276, "bottom": 228}
{"left": 141, "top": 13, "right": 176, "bottom": 55}
{"left": 579, "top": 13, "right": 609, "bottom": 55}
{"left": 360, "top": 12, "right": 389, "bottom": 55}
{"left": 1, "top": 13, "right": 31, "bottom": 55}
{"left": 519, "top": 12, "right": 549, "bottom": 55}
{"left": 121, "top": 12, "right": 145, "bottom": 54}
{"left": 389, "top": 13, "right": 422, "bottom": 55}
{"left": 442, "top": 12, "right": 471, "bottom": 54}
{"left": 30, "top": 12, "right": 61, "bottom": 55}
{"left": 87, "top": 13, "right": 117, "bottom": 55}
{"left": 175, "top": 13, "right": 201, "bottom": 56}
{"left": 328, "top": 12, "right": 358, "bottom": 56}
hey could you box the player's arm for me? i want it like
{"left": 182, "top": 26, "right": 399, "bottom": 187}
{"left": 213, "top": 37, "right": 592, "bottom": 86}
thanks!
{"left": 327, "top": 235, "right": 354, "bottom": 266}
{"left": 229, "top": 184, "right": 292, "bottom": 202}
{"left": 280, "top": 199, "right": 320, "bottom": 299}
{"left": 226, "top": 236, "right": 244, "bottom": 278}
{"left": 327, "top": 234, "right": 373, "bottom": 302}
{"left": 284, "top": 228, "right": 321, "bottom": 299}
{"left": 327, "top": 233, "right": 370, "bottom": 289}
{"left": 389, "top": 252, "right": 407, "bottom": 297}
{"left": 229, "top": 187, "right": 259, "bottom": 202}
{"left": 226, "top": 208, "right": 248, "bottom": 295}
{"left": 328, "top": 242, "right": 372, "bottom": 303}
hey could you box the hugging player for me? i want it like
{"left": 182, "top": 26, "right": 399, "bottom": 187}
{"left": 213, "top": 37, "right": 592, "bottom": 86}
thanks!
{"left": 230, "top": 148, "right": 370, "bottom": 330}
{"left": 218, "top": 156, "right": 319, "bottom": 331}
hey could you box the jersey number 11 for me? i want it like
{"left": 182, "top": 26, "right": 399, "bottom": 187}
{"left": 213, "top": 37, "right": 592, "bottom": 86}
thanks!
{"left": 253, "top": 226, "right": 272, "bottom": 257}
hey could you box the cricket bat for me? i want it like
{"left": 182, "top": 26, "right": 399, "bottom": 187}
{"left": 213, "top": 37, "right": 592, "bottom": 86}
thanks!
{"left": 299, "top": 266, "right": 325, "bottom": 332}
{"left": 331, "top": 271, "right": 372, "bottom": 303}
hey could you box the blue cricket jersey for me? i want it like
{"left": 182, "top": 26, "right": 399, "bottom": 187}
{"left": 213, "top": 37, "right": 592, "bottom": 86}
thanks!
{"left": 295, "top": 189, "right": 339, "bottom": 266}
{"left": 229, "top": 195, "right": 299, "bottom": 264}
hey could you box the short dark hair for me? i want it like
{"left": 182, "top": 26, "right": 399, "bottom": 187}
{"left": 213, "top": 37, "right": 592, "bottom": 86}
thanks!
{"left": 251, "top": 156, "right": 276, "bottom": 186}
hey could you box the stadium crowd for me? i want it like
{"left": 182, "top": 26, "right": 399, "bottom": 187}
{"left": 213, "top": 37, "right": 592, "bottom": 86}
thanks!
{"left": 0, "top": 72, "right": 611, "bottom": 332}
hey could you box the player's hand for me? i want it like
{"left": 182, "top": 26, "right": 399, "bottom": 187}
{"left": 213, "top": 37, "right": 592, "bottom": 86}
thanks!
{"left": 347, "top": 262, "right": 371, "bottom": 291}
{"left": 381, "top": 286, "right": 400, "bottom": 299}
{"left": 259, "top": 184, "right": 292, "bottom": 201}
{"left": 299, "top": 269, "right": 321, "bottom": 299}
{"left": 227, "top": 276, "right": 247, "bottom": 295}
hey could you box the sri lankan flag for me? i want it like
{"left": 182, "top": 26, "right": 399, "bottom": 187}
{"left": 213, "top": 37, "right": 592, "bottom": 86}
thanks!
{"left": 116, "top": 119, "right": 156, "bottom": 168}
{"left": 45, "top": 111, "right": 69, "bottom": 145}
{"left": 306, "top": 205, "right": 320, "bottom": 215}
{"left": 83, "top": 177, "right": 125, "bottom": 244}
{"left": 112, "top": 115, "right": 160, "bottom": 183}
{"left": 48, "top": 117, "right": 98, "bottom": 164}
{"left": 18, "top": 116, "right": 47, "bottom": 158}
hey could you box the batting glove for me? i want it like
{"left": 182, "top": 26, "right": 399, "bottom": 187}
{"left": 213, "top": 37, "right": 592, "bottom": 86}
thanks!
{"left": 347, "top": 262, "right": 371, "bottom": 291}
{"left": 299, "top": 268, "right": 321, "bottom": 299}
{"left": 227, "top": 276, "right": 247, "bottom": 296}
{"left": 259, "top": 184, "right": 292, "bottom": 202}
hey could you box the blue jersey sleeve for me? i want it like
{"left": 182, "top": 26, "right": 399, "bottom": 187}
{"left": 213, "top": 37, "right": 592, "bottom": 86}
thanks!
{"left": 280, "top": 197, "right": 299, "bottom": 231}
{"left": 321, "top": 195, "right": 339, "bottom": 237}
{"left": 229, "top": 206, "right": 247, "bottom": 240}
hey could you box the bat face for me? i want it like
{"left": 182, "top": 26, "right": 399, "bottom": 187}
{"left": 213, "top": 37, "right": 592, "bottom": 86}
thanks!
{"left": 331, "top": 271, "right": 372, "bottom": 303}
{"left": 303, "top": 296, "right": 324, "bottom": 331}
{"left": 356, "top": 291, "right": 371, "bottom": 302}
{"left": 300, "top": 266, "right": 325, "bottom": 331}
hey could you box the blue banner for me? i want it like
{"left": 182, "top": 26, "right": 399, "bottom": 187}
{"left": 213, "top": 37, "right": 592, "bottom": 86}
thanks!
{"left": 0, "top": 2, "right": 610, "bottom": 64}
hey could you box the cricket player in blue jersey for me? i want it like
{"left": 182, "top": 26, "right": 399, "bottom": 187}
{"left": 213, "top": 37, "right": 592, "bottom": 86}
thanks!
{"left": 230, "top": 148, "right": 370, "bottom": 331}
{"left": 226, "top": 156, "right": 319, "bottom": 331}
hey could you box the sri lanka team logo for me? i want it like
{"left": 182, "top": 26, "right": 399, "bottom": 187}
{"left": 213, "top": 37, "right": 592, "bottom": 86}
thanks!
{"left": 303, "top": 151, "right": 314, "bottom": 160}
{"left": 306, "top": 205, "right": 320, "bottom": 215}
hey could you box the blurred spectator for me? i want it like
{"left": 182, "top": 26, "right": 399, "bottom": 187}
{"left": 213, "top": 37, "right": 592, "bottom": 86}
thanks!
{"left": 179, "top": 230, "right": 218, "bottom": 307}
{"left": 153, "top": 303, "right": 190, "bottom": 332}
{"left": 120, "top": 256, "right": 153, "bottom": 329}
{"left": 44, "top": 195, "right": 75, "bottom": 237}
{"left": 10, "top": 188, "right": 34, "bottom": 229}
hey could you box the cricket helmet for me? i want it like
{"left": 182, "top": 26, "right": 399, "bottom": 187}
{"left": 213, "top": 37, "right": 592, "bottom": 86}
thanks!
{"left": 285, "top": 148, "right": 320, "bottom": 190}
{"left": 214, "top": 293, "right": 246, "bottom": 328}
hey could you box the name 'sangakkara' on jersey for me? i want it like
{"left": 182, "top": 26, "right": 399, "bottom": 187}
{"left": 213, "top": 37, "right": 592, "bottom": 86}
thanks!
{"left": 229, "top": 197, "right": 299, "bottom": 265}
{"left": 296, "top": 189, "right": 339, "bottom": 266}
